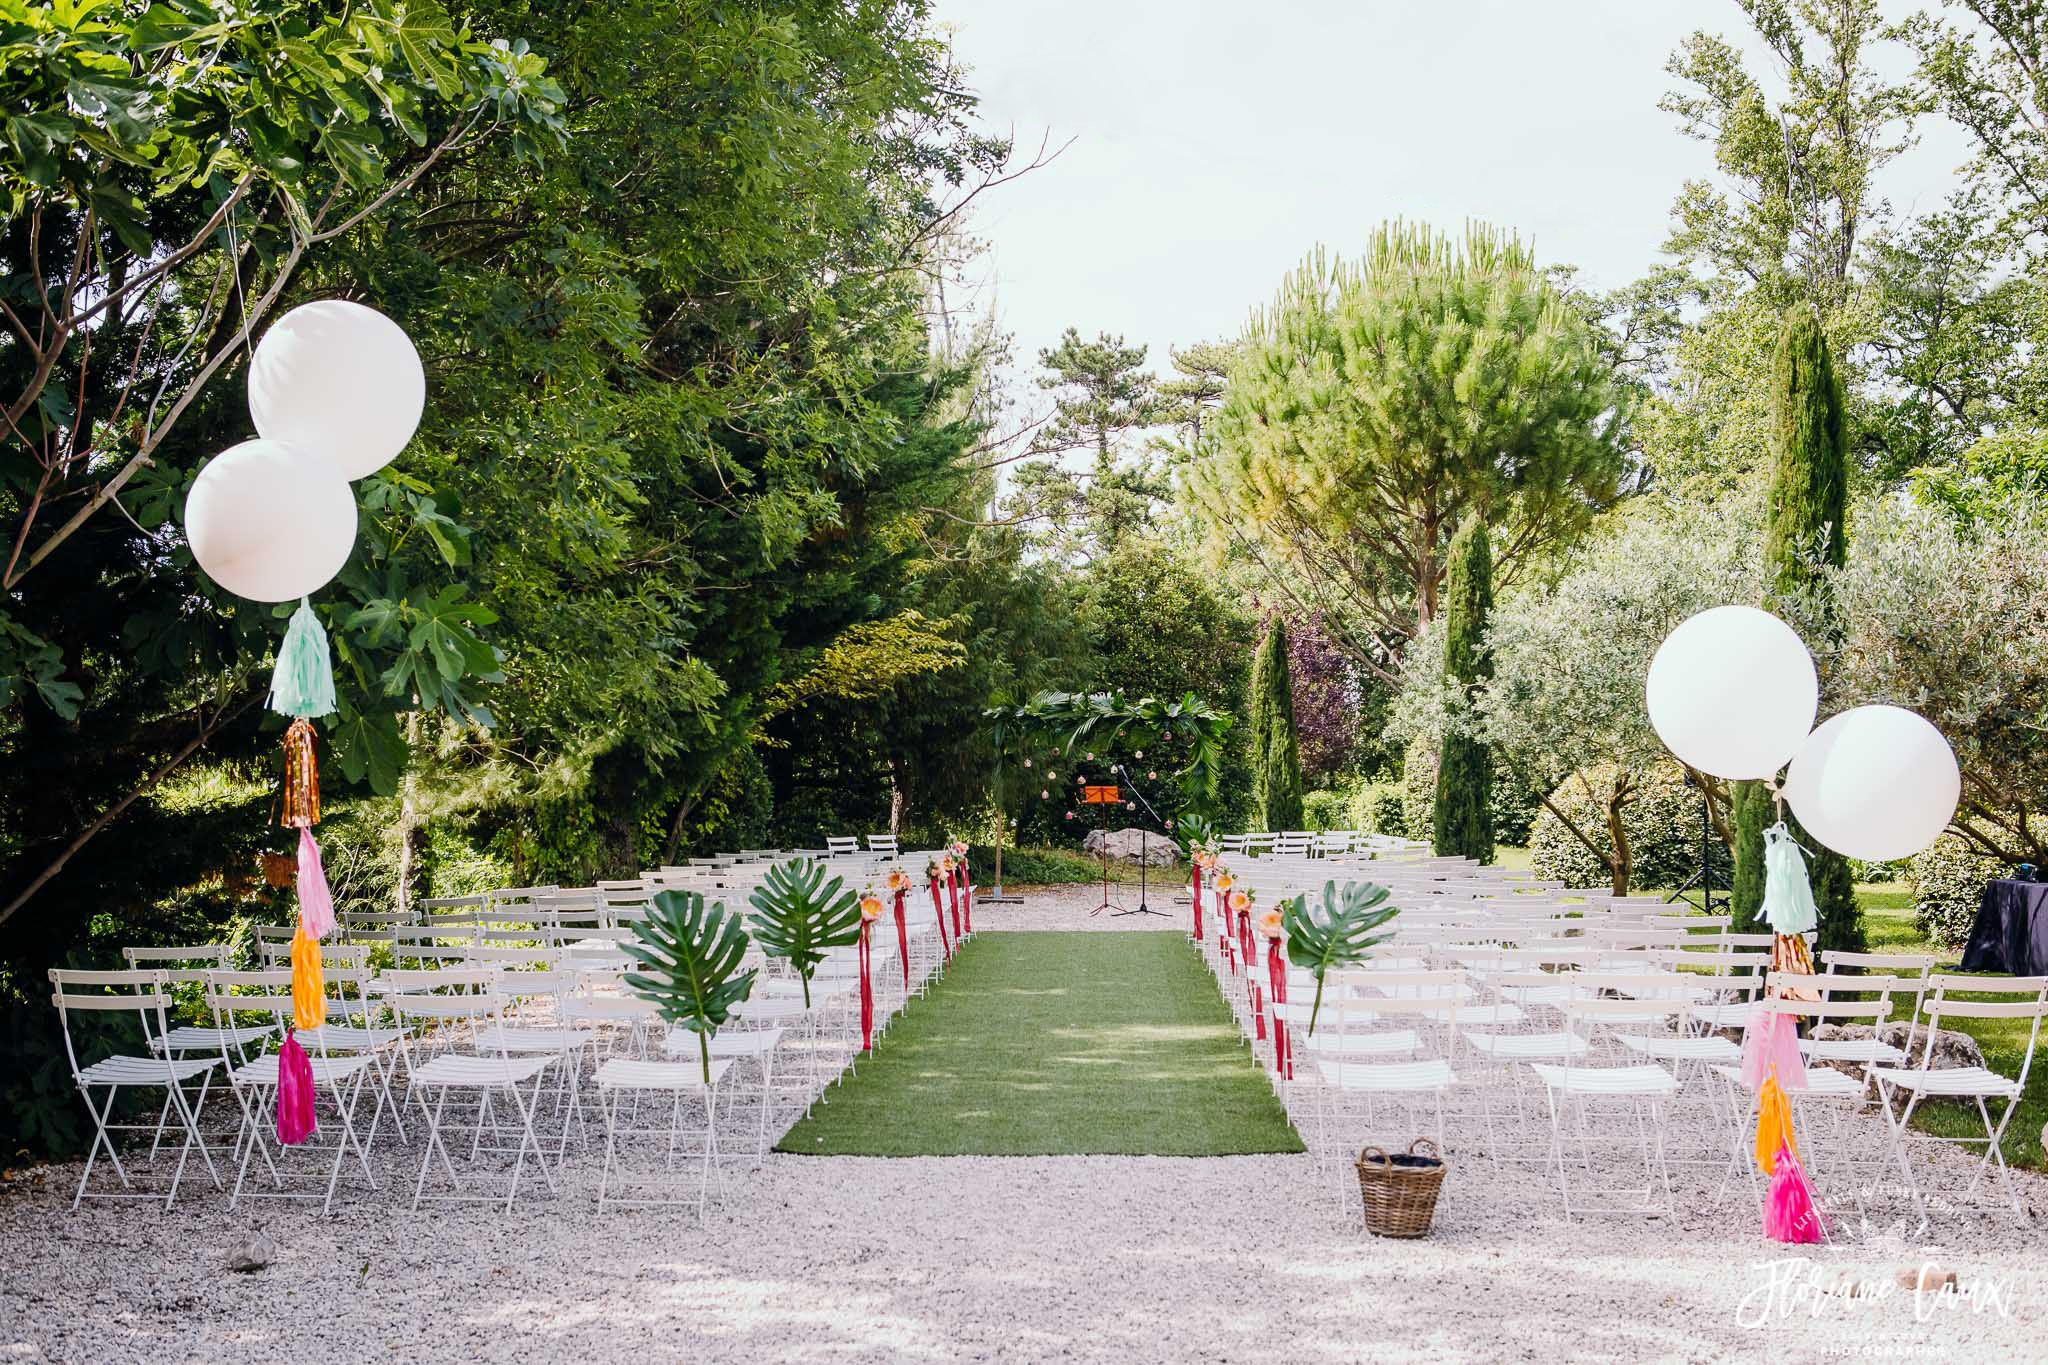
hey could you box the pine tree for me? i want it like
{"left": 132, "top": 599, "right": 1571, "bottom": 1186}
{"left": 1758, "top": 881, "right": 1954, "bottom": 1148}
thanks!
{"left": 1739, "top": 310, "right": 1863, "bottom": 953}
{"left": 1249, "top": 619, "right": 1305, "bottom": 830}
{"left": 1433, "top": 516, "right": 1494, "bottom": 862}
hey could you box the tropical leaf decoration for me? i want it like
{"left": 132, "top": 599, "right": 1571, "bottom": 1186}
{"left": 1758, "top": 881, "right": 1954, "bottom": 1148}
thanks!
{"left": 622, "top": 890, "right": 757, "bottom": 1082}
{"left": 1282, "top": 879, "right": 1400, "bottom": 1034}
{"left": 1175, "top": 810, "right": 1218, "bottom": 857}
{"left": 747, "top": 857, "right": 863, "bottom": 1007}
{"left": 984, "top": 689, "right": 1233, "bottom": 820}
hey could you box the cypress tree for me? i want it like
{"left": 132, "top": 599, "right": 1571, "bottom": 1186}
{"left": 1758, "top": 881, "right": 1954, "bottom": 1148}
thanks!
{"left": 1738, "top": 311, "right": 1863, "bottom": 953}
{"left": 1248, "top": 619, "right": 1305, "bottom": 830}
{"left": 1433, "top": 516, "right": 1494, "bottom": 862}
{"left": 1729, "top": 779, "right": 1769, "bottom": 931}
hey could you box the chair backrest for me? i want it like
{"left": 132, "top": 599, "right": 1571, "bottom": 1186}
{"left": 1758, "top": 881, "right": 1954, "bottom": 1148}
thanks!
{"left": 1822, "top": 949, "right": 1935, "bottom": 978}
{"left": 1916, "top": 976, "right": 2048, "bottom": 1084}
{"left": 825, "top": 836, "right": 861, "bottom": 856}
{"left": 47, "top": 969, "right": 174, "bottom": 1077}
{"left": 383, "top": 967, "right": 501, "bottom": 1023}
{"left": 867, "top": 834, "right": 900, "bottom": 855}
{"left": 123, "top": 943, "right": 230, "bottom": 970}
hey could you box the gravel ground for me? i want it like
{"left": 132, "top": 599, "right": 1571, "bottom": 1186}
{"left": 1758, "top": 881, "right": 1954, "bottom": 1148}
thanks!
{"left": 4, "top": 884, "right": 2042, "bottom": 1364}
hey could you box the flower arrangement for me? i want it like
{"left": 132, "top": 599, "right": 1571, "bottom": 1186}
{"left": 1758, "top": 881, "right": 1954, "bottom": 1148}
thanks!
{"left": 949, "top": 840, "right": 968, "bottom": 858}
{"left": 1212, "top": 868, "right": 1234, "bottom": 892}
{"left": 1226, "top": 888, "right": 1251, "bottom": 914}
{"left": 1257, "top": 907, "right": 1284, "bottom": 940}
{"left": 859, "top": 891, "right": 884, "bottom": 922}
{"left": 925, "top": 858, "right": 942, "bottom": 882}
{"left": 886, "top": 868, "right": 911, "bottom": 893}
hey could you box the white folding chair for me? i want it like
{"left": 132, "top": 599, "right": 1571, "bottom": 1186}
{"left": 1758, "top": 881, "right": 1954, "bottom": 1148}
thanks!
{"left": 48, "top": 969, "right": 221, "bottom": 1209}
{"left": 1873, "top": 975, "right": 2048, "bottom": 1223}
{"left": 203, "top": 969, "right": 381, "bottom": 1213}
{"left": 1528, "top": 993, "right": 1680, "bottom": 1219}
{"left": 385, "top": 968, "right": 562, "bottom": 1211}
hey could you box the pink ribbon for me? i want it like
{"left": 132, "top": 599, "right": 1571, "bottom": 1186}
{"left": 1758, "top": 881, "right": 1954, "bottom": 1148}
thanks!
{"left": 276, "top": 1032, "right": 316, "bottom": 1144}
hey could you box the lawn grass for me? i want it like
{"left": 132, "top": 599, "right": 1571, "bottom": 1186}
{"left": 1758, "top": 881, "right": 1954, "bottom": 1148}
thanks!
{"left": 777, "top": 930, "right": 1303, "bottom": 1157}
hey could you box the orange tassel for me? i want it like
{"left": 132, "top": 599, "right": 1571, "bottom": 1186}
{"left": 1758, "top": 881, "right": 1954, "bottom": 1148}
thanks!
{"left": 290, "top": 928, "right": 325, "bottom": 1031}
{"left": 1755, "top": 1075, "right": 1800, "bottom": 1173}
{"left": 279, "top": 717, "right": 320, "bottom": 828}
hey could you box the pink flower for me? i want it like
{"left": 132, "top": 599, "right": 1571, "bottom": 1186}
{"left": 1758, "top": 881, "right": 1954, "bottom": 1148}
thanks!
{"left": 1065, "top": 811, "right": 1075, "bottom": 820}
{"left": 1147, "top": 770, "right": 1157, "bottom": 780}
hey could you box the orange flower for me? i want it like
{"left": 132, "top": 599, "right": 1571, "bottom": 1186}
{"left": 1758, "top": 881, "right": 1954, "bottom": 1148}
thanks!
{"left": 886, "top": 868, "right": 910, "bottom": 892}
{"left": 1193, "top": 849, "right": 1215, "bottom": 869}
{"left": 1212, "top": 870, "right": 1234, "bottom": 891}
{"left": 859, "top": 893, "right": 884, "bottom": 922}
{"left": 940, "top": 855, "right": 956, "bottom": 876}
{"left": 1226, "top": 889, "right": 1250, "bottom": 913}
{"left": 1257, "top": 908, "right": 1283, "bottom": 940}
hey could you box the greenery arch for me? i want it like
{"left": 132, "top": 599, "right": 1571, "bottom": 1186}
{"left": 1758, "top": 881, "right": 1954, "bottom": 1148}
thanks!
{"left": 984, "top": 689, "right": 1232, "bottom": 825}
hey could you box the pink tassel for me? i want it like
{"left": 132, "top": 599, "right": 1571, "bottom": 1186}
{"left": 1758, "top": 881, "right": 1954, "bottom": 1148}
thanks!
{"left": 1741, "top": 1003, "right": 1808, "bottom": 1091}
{"left": 276, "top": 1033, "right": 317, "bottom": 1145}
{"left": 296, "top": 827, "right": 335, "bottom": 941}
{"left": 1763, "top": 1144, "right": 1824, "bottom": 1243}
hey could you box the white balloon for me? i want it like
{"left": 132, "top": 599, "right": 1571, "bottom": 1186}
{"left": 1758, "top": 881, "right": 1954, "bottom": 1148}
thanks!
{"left": 184, "top": 439, "right": 357, "bottom": 602}
{"left": 1644, "top": 606, "right": 1818, "bottom": 780}
{"left": 248, "top": 300, "right": 424, "bottom": 480}
{"left": 1783, "top": 705, "right": 1960, "bottom": 862}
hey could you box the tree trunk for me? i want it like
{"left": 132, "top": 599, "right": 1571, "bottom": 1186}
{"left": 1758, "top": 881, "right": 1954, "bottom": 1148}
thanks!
{"left": 394, "top": 713, "right": 422, "bottom": 917}
{"left": 889, "top": 758, "right": 910, "bottom": 836}
{"left": 1606, "top": 789, "right": 1632, "bottom": 897}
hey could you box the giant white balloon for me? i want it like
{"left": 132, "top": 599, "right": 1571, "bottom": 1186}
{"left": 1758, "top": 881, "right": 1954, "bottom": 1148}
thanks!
{"left": 184, "top": 439, "right": 357, "bottom": 602}
{"left": 1782, "top": 705, "right": 1960, "bottom": 862}
{"left": 248, "top": 300, "right": 424, "bottom": 480}
{"left": 1644, "top": 606, "right": 1818, "bottom": 780}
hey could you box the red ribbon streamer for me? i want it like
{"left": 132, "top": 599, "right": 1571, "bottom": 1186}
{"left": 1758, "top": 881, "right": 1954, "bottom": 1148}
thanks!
{"left": 961, "top": 858, "right": 973, "bottom": 934}
{"left": 930, "top": 876, "right": 952, "bottom": 961}
{"left": 1252, "top": 981, "right": 1267, "bottom": 1040}
{"left": 1267, "top": 940, "right": 1292, "bottom": 1080}
{"left": 893, "top": 890, "right": 910, "bottom": 990}
{"left": 1190, "top": 864, "right": 1204, "bottom": 941}
{"left": 1239, "top": 908, "right": 1254, "bottom": 968}
{"left": 948, "top": 867, "right": 962, "bottom": 940}
{"left": 858, "top": 920, "right": 874, "bottom": 1053}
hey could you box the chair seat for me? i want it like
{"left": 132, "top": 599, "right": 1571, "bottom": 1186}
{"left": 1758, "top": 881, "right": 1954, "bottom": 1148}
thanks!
{"left": 411, "top": 1054, "right": 557, "bottom": 1087}
{"left": 1688, "top": 999, "right": 1756, "bottom": 1029}
{"left": 1616, "top": 1033, "right": 1742, "bottom": 1062}
{"left": 1462, "top": 1029, "right": 1589, "bottom": 1059}
{"left": 296, "top": 1023, "right": 407, "bottom": 1051}
{"left": 665, "top": 1027, "right": 785, "bottom": 1058}
{"left": 596, "top": 1058, "right": 734, "bottom": 1091}
{"left": 78, "top": 1055, "right": 217, "bottom": 1087}
{"left": 229, "top": 1052, "right": 377, "bottom": 1086}
{"left": 1313, "top": 1058, "right": 1457, "bottom": 1090}
{"left": 1299, "top": 1029, "right": 1420, "bottom": 1057}
{"left": 153, "top": 1023, "right": 277, "bottom": 1053}
{"left": 1871, "top": 1065, "right": 2020, "bottom": 1098}
{"left": 1800, "top": 1038, "right": 1906, "bottom": 1064}
{"left": 1528, "top": 1062, "right": 1676, "bottom": 1095}
{"left": 472, "top": 1025, "right": 585, "bottom": 1054}
{"left": 735, "top": 996, "right": 820, "bottom": 1022}
{"left": 566, "top": 997, "right": 654, "bottom": 1020}
{"left": 1442, "top": 1002, "right": 1525, "bottom": 1027}
{"left": 1708, "top": 1062, "right": 1865, "bottom": 1100}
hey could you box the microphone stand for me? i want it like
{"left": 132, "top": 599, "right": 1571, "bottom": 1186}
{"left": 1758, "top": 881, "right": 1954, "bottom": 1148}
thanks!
{"left": 1110, "top": 764, "right": 1170, "bottom": 919}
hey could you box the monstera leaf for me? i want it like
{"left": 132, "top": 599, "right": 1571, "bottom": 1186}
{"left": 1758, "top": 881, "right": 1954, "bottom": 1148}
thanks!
{"left": 1175, "top": 810, "right": 1218, "bottom": 857}
{"left": 622, "top": 890, "right": 757, "bottom": 1081}
{"left": 1282, "top": 879, "right": 1400, "bottom": 1034}
{"left": 747, "top": 857, "right": 863, "bottom": 1007}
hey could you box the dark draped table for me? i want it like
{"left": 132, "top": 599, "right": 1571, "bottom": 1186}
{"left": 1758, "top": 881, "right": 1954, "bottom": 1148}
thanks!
{"left": 1960, "top": 879, "right": 2048, "bottom": 975}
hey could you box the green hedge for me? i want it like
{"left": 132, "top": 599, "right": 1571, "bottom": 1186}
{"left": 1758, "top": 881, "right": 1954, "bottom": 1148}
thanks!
{"left": 1346, "top": 781, "right": 1407, "bottom": 837}
{"left": 973, "top": 844, "right": 1130, "bottom": 886}
{"left": 1529, "top": 763, "right": 1730, "bottom": 892}
{"left": 1909, "top": 834, "right": 2003, "bottom": 951}
{"left": 1303, "top": 789, "right": 1350, "bottom": 831}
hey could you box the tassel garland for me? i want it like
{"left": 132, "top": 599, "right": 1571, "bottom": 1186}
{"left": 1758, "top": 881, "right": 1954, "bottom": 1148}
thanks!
{"left": 290, "top": 926, "right": 325, "bottom": 1033}
{"left": 1763, "top": 1144, "right": 1824, "bottom": 1243}
{"left": 1754, "top": 1076, "right": 1800, "bottom": 1174}
{"left": 1741, "top": 1005, "right": 1808, "bottom": 1092}
{"left": 296, "top": 826, "right": 335, "bottom": 941}
{"left": 279, "top": 717, "right": 321, "bottom": 828}
{"left": 268, "top": 597, "right": 338, "bottom": 719}
{"left": 275, "top": 1032, "right": 317, "bottom": 1145}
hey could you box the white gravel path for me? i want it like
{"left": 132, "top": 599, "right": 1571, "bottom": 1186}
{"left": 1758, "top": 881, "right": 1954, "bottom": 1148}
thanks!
{"left": 3, "top": 884, "right": 2042, "bottom": 1364}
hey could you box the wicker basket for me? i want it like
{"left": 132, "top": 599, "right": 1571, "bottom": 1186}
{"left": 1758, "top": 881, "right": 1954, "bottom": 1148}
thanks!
{"left": 1355, "top": 1138, "right": 1446, "bottom": 1238}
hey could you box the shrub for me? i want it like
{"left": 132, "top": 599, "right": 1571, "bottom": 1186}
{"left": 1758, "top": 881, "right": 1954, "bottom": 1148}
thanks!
{"left": 1909, "top": 834, "right": 2003, "bottom": 951}
{"left": 1347, "top": 782, "right": 1406, "bottom": 837}
{"left": 1401, "top": 736, "right": 1437, "bottom": 845}
{"left": 976, "top": 844, "right": 1127, "bottom": 886}
{"left": 1529, "top": 763, "right": 1731, "bottom": 892}
{"left": 1303, "top": 789, "right": 1350, "bottom": 831}
{"left": 1489, "top": 753, "right": 1540, "bottom": 847}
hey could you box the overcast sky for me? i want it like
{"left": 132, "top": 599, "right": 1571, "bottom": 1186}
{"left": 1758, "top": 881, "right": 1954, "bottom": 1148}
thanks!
{"left": 934, "top": 0, "right": 1972, "bottom": 384}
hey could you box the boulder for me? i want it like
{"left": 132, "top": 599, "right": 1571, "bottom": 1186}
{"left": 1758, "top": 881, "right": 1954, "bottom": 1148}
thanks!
{"left": 227, "top": 1236, "right": 277, "bottom": 1273}
{"left": 1081, "top": 827, "right": 1179, "bottom": 867}
{"left": 1806, "top": 1022, "right": 1985, "bottom": 1100}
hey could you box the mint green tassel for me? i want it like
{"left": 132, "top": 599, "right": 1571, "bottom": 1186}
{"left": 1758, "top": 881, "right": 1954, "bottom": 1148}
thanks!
{"left": 268, "top": 597, "right": 337, "bottom": 719}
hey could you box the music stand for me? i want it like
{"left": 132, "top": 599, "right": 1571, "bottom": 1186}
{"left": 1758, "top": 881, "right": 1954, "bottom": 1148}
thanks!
{"left": 1084, "top": 785, "right": 1126, "bottom": 916}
